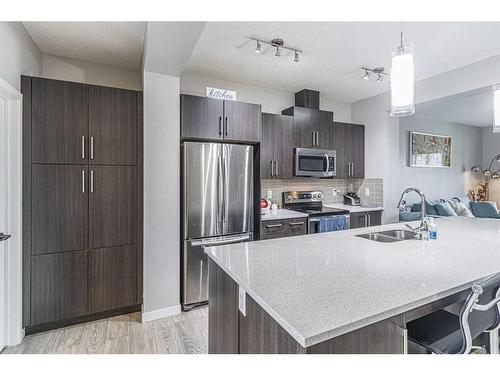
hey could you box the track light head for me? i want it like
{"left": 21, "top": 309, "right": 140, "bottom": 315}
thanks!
{"left": 294, "top": 51, "right": 300, "bottom": 62}
{"left": 275, "top": 46, "right": 281, "bottom": 57}
{"left": 362, "top": 70, "right": 370, "bottom": 80}
{"left": 254, "top": 40, "right": 261, "bottom": 54}
{"left": 377, "top": 73, "right": 383, "bottom": 83}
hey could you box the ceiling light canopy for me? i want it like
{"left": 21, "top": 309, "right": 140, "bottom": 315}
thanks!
{"left": 247, "top": 37, "right": 302, "bottom": 63}
{"left": 390, "top": 25, "right": 415, "bottom": 117}
{"left": 494, "top": 85, "right": 500, "bottom": 133}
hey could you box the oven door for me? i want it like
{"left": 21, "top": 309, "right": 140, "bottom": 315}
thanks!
{"left": 308, "top": 215, "right": 350, "bottom": 234}
{"left": 295, "top": 148, "right": 336, "bottom": 177}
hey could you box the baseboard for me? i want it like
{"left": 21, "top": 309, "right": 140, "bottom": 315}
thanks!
{"left": 141, "top": 305, "right": 182, "bottom": 322}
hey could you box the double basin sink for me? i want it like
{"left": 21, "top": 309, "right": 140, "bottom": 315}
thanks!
{"left": 356, "top": 229, "right": 417, "bottom": 243}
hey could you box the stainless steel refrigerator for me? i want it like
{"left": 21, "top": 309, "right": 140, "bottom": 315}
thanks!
{"left": 181, "top": 142, "right": 254, "bottom": 310}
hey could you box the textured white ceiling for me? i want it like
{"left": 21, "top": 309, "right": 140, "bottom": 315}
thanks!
{"left": 416, "top": 87, "right": 493, "bottom": 127}
{"left": 184, "top": 22, "right": 500, "bottom": 103}
{"left": 23, "top": 22, "right": 145, "bottom": 69}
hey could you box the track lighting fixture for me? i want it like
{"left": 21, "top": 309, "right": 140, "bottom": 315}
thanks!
{"left": 254, "top": 40, "right": 261, "bottom": 54}
{"left": 294, "top": 50, "right": 300, "bottom": 62}
{"left": 361, "top": 67, "right": 387, "bottom": 82}
{"left": 247, "top": 37, "right": 302, "bottom": 63}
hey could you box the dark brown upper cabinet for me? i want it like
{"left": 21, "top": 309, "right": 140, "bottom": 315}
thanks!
{"left": 333, "top": 122, "right": 365, "bottom": 179}
{"left": 181, "top": 94, "right": 224, "bottom": 140}
{"left": 31, "top": 78, "right": 88, "bottom": 164}
{"left": 181, "top": 94, "right": 262, "bottom": 143}
{"left": 89, "top": 166, "right": 137, "bottom": 249}
{"left": 89, "top": 86, "right": 138, "bottom": 165}
{"left": 282, "top": 107, "right": 334, "bottom": 150}
{"left": 261, "top": 113, "right": 293, "bottom": 179}
{"left": 31, "top": 165, "right": 88, "bottom": 255}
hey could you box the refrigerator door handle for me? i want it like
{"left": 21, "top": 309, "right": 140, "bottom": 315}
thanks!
{"left": 223, "top": 145, "right": 229, "bottom": 229}
{"left": 190, "top": 234, "right": 251, "bottom": 247}
{"left": 217, "top": 149, "right": 223, "bottom": 235}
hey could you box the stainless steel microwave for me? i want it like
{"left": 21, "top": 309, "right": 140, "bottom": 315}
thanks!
{"left": 294, "top": 148, "right": 336, "bottom": 177}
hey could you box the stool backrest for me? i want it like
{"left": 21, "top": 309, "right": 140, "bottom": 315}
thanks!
{"left": 459, "top": 273, "right": 500, "bottom": 353}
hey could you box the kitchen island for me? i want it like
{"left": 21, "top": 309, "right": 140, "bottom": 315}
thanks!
{"left": 205, "top": 217, "right": 500, "bottom": 354}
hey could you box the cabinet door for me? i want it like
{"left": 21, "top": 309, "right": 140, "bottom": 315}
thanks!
{"left": 31, "top": 78, "right": 88, "bottom": 164}
{"left": 286, "top": 219, "right": 307, "bottom": 237}
{"left": 348, "top": 124, "right": 365, "bottom": 178}
{"left": 368, "top": 211, "right": 382, "bottom": 226}
{"left": 224, "top": 101, "right": 262, "bottom": 142}
{"left": 293, "top": 107, "right": 316, "bottom": 148}
{"left": 31, "top": 165, "right": 88, "bottom": 255}
{"left": 181, "top": 94, "right": 224, "bottom": 140}
{"left": 274, "top": 115, "right": 294, "bottom": 179}
{"left": 350, "top": 213, "right": 367, "bottom": 229}
{"left": 31, "top": 251, "right": 88, "bottom": 325}
{"left": 261, "top": 114, "right": 275, "bottom": 179}
{"left": 89, "top": 166, "right": 137, "bottom": 249}
{"left": 316, "top": 111, "right": 334, "bottom": 150}
{"left": 89, "top": 245, "right": 138, "bottom": 313}
{"left": 260, "top": 219, "right": 287, "bottom": 240}
{"left": 89, "top": 86, "right": 137, "bottom": 165}
{"left": 333, "top": 122, "right": 349, "bottom": 178}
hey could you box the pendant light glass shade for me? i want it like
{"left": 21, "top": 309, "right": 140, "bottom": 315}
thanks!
{"left": 494, "top": 85, "right": 500, "bottom": 133}
{"left": 390, "top": 42, "right": 415, "bottom": 117}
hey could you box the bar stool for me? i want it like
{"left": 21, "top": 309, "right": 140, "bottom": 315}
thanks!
{"left": 407, "top": 273, "right": 500, "bottom": 354}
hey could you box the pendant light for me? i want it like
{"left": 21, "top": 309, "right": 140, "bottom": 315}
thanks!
{"left": 390, "top": 25, "right": 415, "bottom": 117}
{"left": 494, "top": 85, "right": 500, "bottom": 133}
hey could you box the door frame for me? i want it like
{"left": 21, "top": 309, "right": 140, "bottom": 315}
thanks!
{"left": 0, "top": 76, "right": 23, "bottom": 348}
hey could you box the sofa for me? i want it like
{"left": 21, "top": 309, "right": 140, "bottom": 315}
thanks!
{"left": 399, "top": 196, "right": 500, "bottom": 222}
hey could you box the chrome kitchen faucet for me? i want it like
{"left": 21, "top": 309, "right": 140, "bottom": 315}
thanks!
{"left": 397, "top": 187, "right": 430, "bottom": 240}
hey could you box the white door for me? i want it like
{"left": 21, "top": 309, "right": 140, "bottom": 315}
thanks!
{"left": 0, "top": 97, "right": 6, "bottom": 351}
{"left": 0, "top": 77, "right": 23, "bottom": 351}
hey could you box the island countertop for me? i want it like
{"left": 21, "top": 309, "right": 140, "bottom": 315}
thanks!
{"left": 205, "top": 217, "right": 500, "bottom": 347}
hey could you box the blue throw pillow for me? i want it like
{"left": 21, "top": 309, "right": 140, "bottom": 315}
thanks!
{"left": 453, "top": 196, "right": 472, "bottom": 211}
{"left": 410, "top": 202, "right": 439, "bottom": 215}
{"left": 435, "top": 202, "right": 458, "bottom": 217}
{"left": 470, "top": 201, "right": 500, "bottom": 218}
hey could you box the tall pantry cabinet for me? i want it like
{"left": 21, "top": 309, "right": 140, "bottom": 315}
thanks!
{"left": 22, "top": 76, "right": 143, "bottom": 332}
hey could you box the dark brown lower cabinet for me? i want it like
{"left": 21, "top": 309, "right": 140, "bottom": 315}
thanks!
{"left": 260, "top": 218, "right": 307, "bottom": 240}
{"left": 89, "top": 246, "right": 138, "bottom": 314}
{"left": 350, "top": 211, "right": 382, "bottom": 229}
{"left": 31, "top": 251, "right": 88, "bottom": 326}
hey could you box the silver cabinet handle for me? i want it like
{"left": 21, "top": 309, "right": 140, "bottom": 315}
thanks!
{"left": 81, "top": 136, "right": 85, "bottom": 159}
{"left": 275, "top": 160, "right": 279, "bottom": 177}
{"left": 271, "top": 160, "right": 274, "bottom": 177}
{"left": 289, "top": 221, "right": 305, "bottom": 226}
{"left": 368, "top": 213, "right": 371, "bottom": 226}
{"left": 90, "top": 170, "right": 94, "bottom": 193}
{"left": 351, "top": 162, "right": 354, "bottom": 177}
{"left": 218, "top": 116, "right": 222, "bottom": 137}
{"left": 316, "top": 132, "right": 319, "bottom": 147}
{"left": 224, "top": 116, "right": 228, "bottom": 137}
{"left": 82, "top": 170, "right": 85, "bottom": 194}
{"left": 266, "top": 224, "right": 283, "bottom": 229}
{"left": 311, "top": 131, "right": 315, "bottom": 147}
{"left": 90, "top": 136, "right": 94, "bottom": 160}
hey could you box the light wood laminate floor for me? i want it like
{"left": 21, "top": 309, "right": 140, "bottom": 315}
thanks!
{"left": 1, "top": 307, "right": 208, "bottom": 354}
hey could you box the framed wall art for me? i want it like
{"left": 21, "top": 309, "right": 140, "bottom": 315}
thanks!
{"left": 409, "top": 131, "right": 452, "bottom": 168}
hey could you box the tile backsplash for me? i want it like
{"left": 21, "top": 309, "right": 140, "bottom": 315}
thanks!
{"left": 261, "top": 178, "right": 384, "bottom": 207}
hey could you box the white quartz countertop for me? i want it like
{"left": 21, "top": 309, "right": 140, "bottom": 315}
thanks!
{"left": 324, "top": 203, "right": 384, "bottom": 213}
{"left": 205, "top": 217, "right": 500, "bottom": 348}
{"left": 261, "top": 209, "right": 308, "bottom": 222}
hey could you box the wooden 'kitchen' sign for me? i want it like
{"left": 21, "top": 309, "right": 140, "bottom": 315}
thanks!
{"left": 206, "top": 87, "right": 237, "bottom": 101}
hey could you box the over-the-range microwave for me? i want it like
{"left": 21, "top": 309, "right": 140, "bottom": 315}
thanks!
{"left": 294, "top": 148, "right": 336, "bottom": 178}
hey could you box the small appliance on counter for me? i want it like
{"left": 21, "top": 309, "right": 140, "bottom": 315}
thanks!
{"left": 283, "top": 190, "right": 350, "bottom": 233}
{"left": 344, "top": 192, "right": 361, "bottom": 206}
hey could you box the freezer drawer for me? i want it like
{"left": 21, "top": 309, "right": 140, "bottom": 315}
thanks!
{"left": 182, "top": 233, "right": 252, "bottom": 309}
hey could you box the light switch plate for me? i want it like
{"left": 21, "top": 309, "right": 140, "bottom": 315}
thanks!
{"left": 332, "top": 188, "right": 339, "bottom": 196}
{"left": 239, "top": 286, "right": 246, "bottom": 316}
{"left": 365, "top": 188, "right": 370, "bottom": 196}
{"left": 267, "top": 190, "right": 272, "bottom": 199}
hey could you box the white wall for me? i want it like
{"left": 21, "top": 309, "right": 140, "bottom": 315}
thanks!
{"left": 181, "top": 74, "right": 352, "bottom": 122}
{"left": 482, "top": 128, "right": 500, "bottom": 205}
{"left": 142, "top": 71, "right": 181, "bottom": 320}
{"left": 42, "top": 54, "right": 141, "bottom": 91}
{"left": 398, "top": 117, "right": 482, "bottom": 203}
{"left": 0, "top": 22, "right": 41, "bottom": 91}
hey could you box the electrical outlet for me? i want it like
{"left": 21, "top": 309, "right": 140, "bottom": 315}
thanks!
{"left": 332, "top": 188, "right": 339, "bottom": 196}
{"left": 267, "top": 190, "right": 273, "bottom": 199}
{"left": 365, "top": 188, "right": 370, "bottom": 196}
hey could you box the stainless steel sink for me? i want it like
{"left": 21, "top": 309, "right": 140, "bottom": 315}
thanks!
{"left": 378, "top": 230, "right": 418, "bottom": 241}
{"left": 355, "top": 229, "right": 417, "bottom": 243}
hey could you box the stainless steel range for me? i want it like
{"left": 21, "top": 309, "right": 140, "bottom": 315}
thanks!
{"left": 282, "top": 190, "right": 350, "bottom": 234}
